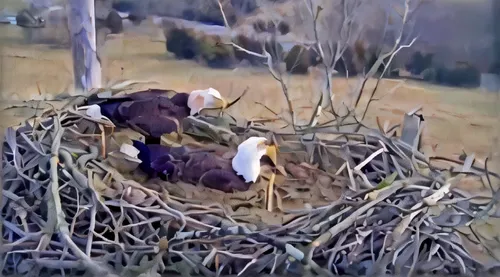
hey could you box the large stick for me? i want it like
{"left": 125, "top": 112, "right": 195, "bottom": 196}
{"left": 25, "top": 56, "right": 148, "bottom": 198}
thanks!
{"left": 67, "top": 0, "right": 102, "bottom": 93}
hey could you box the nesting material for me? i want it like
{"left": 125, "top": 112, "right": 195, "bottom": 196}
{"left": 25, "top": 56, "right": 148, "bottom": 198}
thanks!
{"left": 1, "top": 90, "right": 499, "bottom": 277}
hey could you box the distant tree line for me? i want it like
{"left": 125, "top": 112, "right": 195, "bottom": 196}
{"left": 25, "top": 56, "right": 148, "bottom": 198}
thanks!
{"left": 402, "top": 51, "right": 481, "bottom": 88}
{"left": 491, "top": 0, "right": 500, "bottom": 74}
{"left": 113, "top": 0, "right": 491, "bottom": 89}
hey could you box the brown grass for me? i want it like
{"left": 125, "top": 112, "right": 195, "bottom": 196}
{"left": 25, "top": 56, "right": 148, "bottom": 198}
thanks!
{"left": 1, "top": 20, "right": 500, "bottom": 262}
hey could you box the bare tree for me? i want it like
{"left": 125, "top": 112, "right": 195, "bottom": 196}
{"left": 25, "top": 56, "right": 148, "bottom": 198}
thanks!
{"left": 67, "top": 0, "right": 102, "bottom": 93}
{"left": 295, "top": 0, "right": 423, "bottom": 119}
{"left": 292, "top": 0, "right": 364, "bottom": 112}
{"left": 218, "top": 0, "right": 422, "bottom": 132}
{"left": 347, "top": 0, "right": 421, "bottom": 115}
{"left": 218, "top": 0, "right": 300, "bottom": 129}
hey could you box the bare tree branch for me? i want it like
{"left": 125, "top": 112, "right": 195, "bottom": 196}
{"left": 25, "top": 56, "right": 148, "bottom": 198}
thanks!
{"left": 217, "top": 0, "right": 421, "bottom": 132}
{"left": 349, "top": 0, "right": 420, "bottom": 111}
{"left": 358, "top": 38, "right": 416, "bottom": 123}
{"left": 217, "top": 0, "right": 299, "bottom": 130}
{"left": 299, "top": 0, "right": 363, "bottom": 121}
{"left": 216, "top": 0, "right": 231, "bottom": 27}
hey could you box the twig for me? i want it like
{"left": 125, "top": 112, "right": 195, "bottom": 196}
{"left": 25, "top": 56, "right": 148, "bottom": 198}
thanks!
{"left": 46, "top": 114, "right": 108, "bottom": 275}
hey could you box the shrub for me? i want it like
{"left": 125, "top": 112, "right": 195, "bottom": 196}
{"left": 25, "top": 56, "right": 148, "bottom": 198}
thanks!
{"left": 447, "top": 66, "right": 481, "bottom": 88}
{"left": 489, "top": 62, "right": 500, "bottom": 75}
{"left": 430, "top": 64, "right": 481, "bottom": 88}
{"left": 112, "top": 0, "right": 135, "bottom": 13}
{"left": 364, "top": 52, "right": 386, "bottom": 75}
{"left": 96, "top": 10, "right": 123, "bottom": 35}
{"left": 165, "top": 28, "right": 237, "bottom": 68}
{"left": 165, "top": 28, "right": 199, "bottom": 60}
{"left": 406, "top": 51, "right": 434, "bottom": 75}
{"left": 180, "top": 4, "right": 236, "bottom": 26}
{"left": 197, "top": 35, "right": 236, "bottom": 68}
{"left": 105, "top": 10, "right": 124, "bottom": 34}
{"left": 231, "top": 0, "right": 258, "bottom": 14}
{"left": 348, "top": 41, "right": 384, "bottom": 76}
{"left": 252, "top": 19, "right": 268, "bottom": 33}
{"left": 277, "top": 21, "right": 290, "bottom": 35}
{"left": 166, "top": 28, "right": 286, "bottom": 69}
{"left": 422, "top": 67, "right": 437, "bottom": 82}
{"left": 15, "top": 9, "right": 45, "bottom": 28}
{"left": 112, "top": 0, "right": 145, "bottom": 26}
{"left": 265, "top": 39, "right": 284, "bottom": 63}
{"left": 232, "top": 35, "right": 283, "bottom": 66}
{"left": 182, "top": 10, "right": 196, "bottom": 21}
{"left": 252, "top": 19, "right": 290, "bottom": 35}
{"left": 284, "top": 45, "right": 322, "bottom": 74}
{"left": 196, "top": 13, "right": 230, "bottom": 26}
{"left": 334, "top": 48, "right": 358, "bottom": 76}
{"left": 232, "top": 34, "right": 262, "bottom": 65}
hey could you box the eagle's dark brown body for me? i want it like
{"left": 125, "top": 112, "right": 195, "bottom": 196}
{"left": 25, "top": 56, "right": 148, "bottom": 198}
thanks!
{"left": 90, "top": 89, "right": 249, "bottom": 192}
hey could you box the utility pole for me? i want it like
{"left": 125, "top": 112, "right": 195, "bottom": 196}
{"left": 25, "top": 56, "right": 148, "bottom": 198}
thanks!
{"left": 494, "top": 0, "right": 500, "bottom": 67}
{"left": 67, "top": 0, "right": 102, "bottom": 93}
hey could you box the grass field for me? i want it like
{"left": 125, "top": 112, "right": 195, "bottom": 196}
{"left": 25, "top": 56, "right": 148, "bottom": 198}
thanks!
{"left": 1, "top": 23, "right": 499, "bottom": 163}
{"left": 1, "top": 16, "right": 500, "bottom": 262}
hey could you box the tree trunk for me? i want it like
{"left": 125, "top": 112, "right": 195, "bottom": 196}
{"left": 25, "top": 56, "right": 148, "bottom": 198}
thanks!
{"left": 494, "top": 0, "right": 500, "bottom": 66}
{"left": 67, "top": 0, "right": 102, "bottom": 92}
{"left": 0, "top": 20, "right": 4, "bottom": 255}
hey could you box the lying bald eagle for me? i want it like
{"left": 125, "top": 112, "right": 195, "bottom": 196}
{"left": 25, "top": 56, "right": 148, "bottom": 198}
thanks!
{"left": 85, "top": 88, "right": 276, "bottom": 193}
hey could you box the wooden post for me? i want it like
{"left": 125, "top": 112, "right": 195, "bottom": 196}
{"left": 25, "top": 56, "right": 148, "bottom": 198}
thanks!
{"left": 67, "top": 0, "right": 102, "bottom": 92}
{"left": 494, "top": 0, "right": 500, "bottom": 67}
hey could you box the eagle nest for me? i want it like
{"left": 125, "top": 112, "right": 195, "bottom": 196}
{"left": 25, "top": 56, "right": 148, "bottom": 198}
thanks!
{"left": 1, "top": 88, "right": 499, "bottom": 277}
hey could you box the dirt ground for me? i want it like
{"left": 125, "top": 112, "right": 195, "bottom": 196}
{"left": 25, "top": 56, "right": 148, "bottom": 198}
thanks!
{"left": 1, "top": 22, "right": 500, "bottom": 261}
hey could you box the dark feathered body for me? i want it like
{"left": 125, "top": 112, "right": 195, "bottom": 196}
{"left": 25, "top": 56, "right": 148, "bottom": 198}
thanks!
{"left": 89, "top": 89, "right": 190, "bottom": 138}
{"left": 133, "top": 140, "right": 249, "bottom": 192}
{"left": 91, "top": 90, "right": 249, "bottom": 192}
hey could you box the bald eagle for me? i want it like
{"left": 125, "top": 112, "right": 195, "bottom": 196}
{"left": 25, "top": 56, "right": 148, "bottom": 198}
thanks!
{"left": 84, "top": 88, "right": 276, "bottom": 192}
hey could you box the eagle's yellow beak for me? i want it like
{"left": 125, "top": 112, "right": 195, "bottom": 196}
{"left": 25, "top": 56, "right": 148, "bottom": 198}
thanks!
{"left": 257, "top": 141, "right": 280, "bottom": 212}
{"left": 259, "top": 142, "right": 278, "bottom": 167}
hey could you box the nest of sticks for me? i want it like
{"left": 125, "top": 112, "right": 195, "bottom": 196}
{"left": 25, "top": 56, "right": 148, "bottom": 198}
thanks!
{"left": 1, "top": 90, "right": 500, "bottom": 277}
